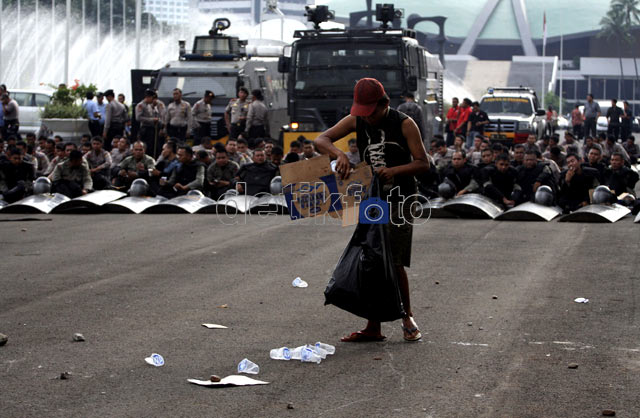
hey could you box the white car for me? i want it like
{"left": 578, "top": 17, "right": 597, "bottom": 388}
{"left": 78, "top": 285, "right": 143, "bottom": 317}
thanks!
{"left": 5, "top": 89, "right": 52, "bottom": 135}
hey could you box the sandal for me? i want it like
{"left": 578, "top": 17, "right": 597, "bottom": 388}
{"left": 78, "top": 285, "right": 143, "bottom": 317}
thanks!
{"left": 402, "top": 317, "right": 422, "bottom": 341}
{"left": 341, "top": 331, "right": 386, "bottom": 342}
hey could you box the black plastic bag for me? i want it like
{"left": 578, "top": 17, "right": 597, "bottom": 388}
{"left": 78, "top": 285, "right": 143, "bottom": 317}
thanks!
{"left": 324, "top": 174, "right": 405, "bottom": 322}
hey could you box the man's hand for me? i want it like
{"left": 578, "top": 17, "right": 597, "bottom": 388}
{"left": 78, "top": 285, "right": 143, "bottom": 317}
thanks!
{"left": 127, "top": 170, "right": 137, "bottom": 179}
{"left": 102, "top": 132, "right": 107, "bottom": 139}
{"left": 90, "top": 167, "right": 98, "bottom": 174}
{"left": 151, "top": 169, "right": 161, "bottom": 177}
{"left": 375, "top": 166, "right": 396, "bottom": 183}
{"left": 81, "top": 189, "right": 88, "bottom": 195}
{"left": 218, "top": 180, "right": 230, "bottom": 187}
{"left": 335, "top": 152, "right": 351, "bottom": 179}
{"left": 565, "top": 166, "right": 575, "bottom": 183}
{"left": 236, "top": 183, "right": 244, "bottom": 193}
{"left": 119, "top": 169, "right": 127, "bottom": 177}
{"left": 579, "top": 201, "right": 589, "bottom": 207}
{"left": 456, "top": 189, "right": 467, "bottom": 196}
{"left": 136, "top": 162, "right": 145, "bottom": 171}
{"left": 503, "top": 197, "right": 515, "bottom": 206}
{"left": 175, "top": 183, "right": 187, "bottom": 191}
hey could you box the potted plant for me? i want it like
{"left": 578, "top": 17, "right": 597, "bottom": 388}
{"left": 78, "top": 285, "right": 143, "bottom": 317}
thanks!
{"left": 40, "top": 80, "right": 97, "bottom": 143}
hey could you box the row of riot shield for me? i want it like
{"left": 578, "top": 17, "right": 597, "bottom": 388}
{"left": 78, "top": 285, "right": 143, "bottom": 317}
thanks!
{"left": 1, "top": 190, "right": 638, "bottom": 223}
{"left": 419, "top": 193, "right": 636, "bottom": 223}
{"left": 0, "top": 189, "right": 290, "bottom": 215}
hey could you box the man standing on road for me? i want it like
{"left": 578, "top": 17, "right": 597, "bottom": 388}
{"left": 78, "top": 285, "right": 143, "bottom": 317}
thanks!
{"left": 314, "top": 78, "right": 429, "bottom": 343}
{"left": 606, "top": 99, "right": 623, "bottom": 140}
{"left": 445, "top": 97, "right": 460, "bottom": 146}
{"left": 225, "top": 87, "right": 250, "bottom": 140}
{"left": 466, "top": 101, "right": 489, "bottom": 149}
{"left": 103, "top": 90, "right": 127, "bottom": 150}
{"left": 165, "top": 88, "right": 192, "bottom": 142}
{"left": 621, "top": 101, "right": 634, "bottom": 143}
{"left": 582, "top": 94, "right": 601, "bottom": 139}
{"left": 135, "top": 90, "right": 160, "bottom": 156}
{"left": 1, "top": 93, "right": 20, "bottom": 140}
{"left": 397, "top": 92, "right": 425, "bottom": 141}
{"left": 192, "top": 90, "right": 215, "bottom": 145}
{"left": 571, "top": 105, "right": 584, "bottom": 139}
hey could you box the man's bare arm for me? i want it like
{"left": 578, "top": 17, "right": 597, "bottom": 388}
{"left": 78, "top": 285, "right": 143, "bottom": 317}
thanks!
{"left": 314, "top": 115, "right": 357, "bottom": 177}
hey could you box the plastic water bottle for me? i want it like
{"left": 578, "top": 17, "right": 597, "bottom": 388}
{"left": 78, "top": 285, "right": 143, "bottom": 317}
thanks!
{"left": 309, "top": 344, "right": 327, "bottom": 359}
{"left": 315, "top": 342, "right": 336, "bottom": 355}
{"left": 300, "top": 347, "right": 322, "bottom": 364}
{"left": 270, "top": 347, "right": 292, "bottom": 360}
{"left": 290, "top": 346, "right": 305, "bottom": 360}
{"left": 237, "top": 358, "right": 260, "bottom": 374}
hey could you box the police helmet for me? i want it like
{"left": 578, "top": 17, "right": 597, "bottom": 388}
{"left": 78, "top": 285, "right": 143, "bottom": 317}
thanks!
{"left": 222, "top": 189, "right": 239, "bottom": 198}
{"left": 534, "top": 185, "right": 554, "bottom": 207}
{"left": 129, "top": 178, "right": 149, "bottom": 197}
{"left": 186, "top": 190, "right": 204, "bottom": 198}
{"left": 592, "top": 185, "right": 613, "bottom": 205}
{"left": 437, "top": 180, "right": 456, "bottom": 199}
{"left": 33, "top": 176, "right": 52, "bottom": 195}
{"left": 270, "top": 176, "right": 283, "bottom": 195}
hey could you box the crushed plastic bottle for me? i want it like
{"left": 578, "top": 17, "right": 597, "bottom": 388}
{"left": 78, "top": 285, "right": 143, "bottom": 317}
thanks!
{"left": 270, "top": 347, "right": 292, "bottom": 360}
{"left": 144, "top": 353, "right": 165, "bottom": 367}
{"left": 315, "top": 342, "right": 336, "bottom": 355}
{"left": 300, "top": 347, "right": 322, "bottom": 364}
{"left": 237, "top": 358, "right": 260, "bottom": 374}
{"left": 292, "top": 277, "right": 308, "bottom": 288}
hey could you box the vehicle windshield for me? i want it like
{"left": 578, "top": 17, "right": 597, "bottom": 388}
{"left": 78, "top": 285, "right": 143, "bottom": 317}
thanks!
{"left": 481, "top": 97, "right": 533, "bottom": 115}
{"left": 157, "top": 75, "right": 234, "bottom": 99}
{"left": 294, "top": 43, "right": 402, "bottom": 95}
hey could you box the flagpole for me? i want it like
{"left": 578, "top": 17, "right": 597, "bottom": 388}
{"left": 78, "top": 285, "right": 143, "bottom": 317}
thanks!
{"left": 559, "top": 32, "right": 564, "bottom": 116}
{"left": 541, "top": 12, "right": 546, "bottom": 109}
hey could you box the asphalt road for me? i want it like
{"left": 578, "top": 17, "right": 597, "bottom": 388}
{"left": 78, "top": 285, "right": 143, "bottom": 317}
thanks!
{"left": 1, "top": 213, "right": 639, "bottom": 417}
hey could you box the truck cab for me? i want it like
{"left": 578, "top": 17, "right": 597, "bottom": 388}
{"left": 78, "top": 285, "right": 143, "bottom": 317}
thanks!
{"left": 135, "top": 18, "right": 287, "bottom": 141}
{"left": 277, "top": 5, "right": 443, "bottom": 153}
{"left": 480, "top": 87, "right": 547, "bottom": 146}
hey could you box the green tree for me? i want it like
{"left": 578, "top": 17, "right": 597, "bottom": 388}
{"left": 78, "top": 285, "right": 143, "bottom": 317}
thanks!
{"left": 599, "top": 3, "right": 633, "bottom": 100}
{"left": 613, "top": 0, "right": 640, "bottom": 97}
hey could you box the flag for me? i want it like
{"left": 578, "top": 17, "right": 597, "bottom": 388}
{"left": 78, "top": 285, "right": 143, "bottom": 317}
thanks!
{"left": 542, "top": 11, "right": 547, "bottom": 50}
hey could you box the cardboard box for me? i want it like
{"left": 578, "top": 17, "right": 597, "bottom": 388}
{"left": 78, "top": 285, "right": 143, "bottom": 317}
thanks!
{"left": 281, "top": 156, "right": 372, "bottom": 222}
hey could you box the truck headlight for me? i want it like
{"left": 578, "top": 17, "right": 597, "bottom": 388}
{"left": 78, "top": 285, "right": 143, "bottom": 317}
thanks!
{"left": 517, "top": 121, "right": 531, "bottom": 131}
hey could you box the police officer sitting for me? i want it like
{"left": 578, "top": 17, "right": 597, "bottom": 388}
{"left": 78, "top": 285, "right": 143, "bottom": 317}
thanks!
{"left": 0, "top": 146, "right": 34, "bottom": 203}
{"left": 581, "top": 144, "right": 606, "bottom": 184}
{"left": 558, "top": 153, "right": 600, "bottom": 213}
{"left": 158, "top": 145, "right": 205, "bottom": 198}
{"left": 514, "top": 150, "right": 556, "bottom": 204}
{"left": 234, "top": 148, "right": 277, "bottom": 196}
{"left": 113, "top": 141, "right": 155, "bottom": 190}
{"left": 603, "top": 152, "right": 639, "bottom": 196}
{"left": 441, "top": 150, "right": 479, "bottom": 197}
{"left": 149, "top": 141, "right": 179, "bottom": 196}
{"left": 51, "top": 150, "right": 93, "bottom": 198}
{"left": 207, "top": 148, "right": 239, "bottom": 199}
{"left": 481, "top": 153, "right": 520, "bottom": 207}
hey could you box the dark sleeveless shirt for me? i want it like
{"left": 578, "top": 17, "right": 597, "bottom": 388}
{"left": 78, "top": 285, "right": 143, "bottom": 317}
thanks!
{"left": 356, "top": 108, "right": 416, "bottom": 201}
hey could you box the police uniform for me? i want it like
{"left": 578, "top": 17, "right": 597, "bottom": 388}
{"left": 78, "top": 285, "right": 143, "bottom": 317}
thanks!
{"left": 206, "top": 160, "right": 239, "bottom": 199}
{"left": 165, "top": 100, "right": 192, "bottom": 142}
{"left": 558, "top": 167, "right": 600, "bottom": 213}
{"left": 235, "top": 161, "right": 278, "bottom": 196}
{"left": 114, "top": 154, "right": 156, "bottom": 189}
{"left": 136, "top": 100, "right": 158, "bottom": 156}
{"left": 192, "top": 91, "right": 214, "bottom": 145}
{"left": 159, "top": 160, "right": 205, "bottom": 199}
{"left": 225, "top": 98, "right": 249, "bottom": 140}
{"left": 51, "top": 158, "right": 93, "bottom": 198}
{"left": 1, "top": 98, "right": 20, "bottom": 140}
{"left": 104, "top": 91, "right": 127, "bottom": 147}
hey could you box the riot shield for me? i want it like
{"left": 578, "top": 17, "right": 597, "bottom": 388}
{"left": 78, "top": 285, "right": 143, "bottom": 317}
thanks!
{"left": 143, "top": 193, "right": 216, "bottom": 214}
{"left": 52, "top": 190, "right": 127, "bottom": 213}
{"left": 558, "top": 203, "right": 631, "bottom": 223}
{"left": 495, "top": 202, "right": 563, "bottom": 222}
{"left": 103, "top": 196, "right": 168, "bottom": 214}
{"left": 1, "top": 193, "right": 70, "bottom": 214}
{"left": 441, "top": 193, "right": 504, "bottom": 219}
